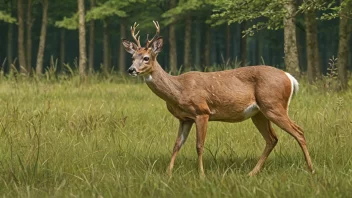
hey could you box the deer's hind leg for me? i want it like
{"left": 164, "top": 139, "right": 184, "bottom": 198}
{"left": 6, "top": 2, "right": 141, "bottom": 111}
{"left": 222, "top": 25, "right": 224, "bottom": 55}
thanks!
{"left": 261, "top": 106, "right": 314, "bottom": 174}
{"left": 248, "top": 112, "right": 278, "bottom": 176}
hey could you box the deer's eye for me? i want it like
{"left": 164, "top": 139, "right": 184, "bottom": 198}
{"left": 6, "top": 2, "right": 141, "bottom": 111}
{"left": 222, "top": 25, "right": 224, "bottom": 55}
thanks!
{"left": 143, "top": 57, "right": 150, "bottom": 62}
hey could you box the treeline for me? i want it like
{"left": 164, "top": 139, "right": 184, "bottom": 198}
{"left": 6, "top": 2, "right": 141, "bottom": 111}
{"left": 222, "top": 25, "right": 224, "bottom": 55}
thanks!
{"left": 0, "top": 0, "right": 351, "bottom": 89}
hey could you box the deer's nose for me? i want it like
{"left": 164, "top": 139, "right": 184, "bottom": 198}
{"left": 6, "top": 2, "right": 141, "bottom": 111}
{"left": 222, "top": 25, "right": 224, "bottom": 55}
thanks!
{"left": 128, "top": 67, "right": 136, "bottom": 74}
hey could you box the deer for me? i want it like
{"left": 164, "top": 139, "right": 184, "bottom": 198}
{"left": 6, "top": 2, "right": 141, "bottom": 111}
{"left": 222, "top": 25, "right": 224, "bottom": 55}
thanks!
{"left": 122, "top": 21, "right": 314, "bottom": 177}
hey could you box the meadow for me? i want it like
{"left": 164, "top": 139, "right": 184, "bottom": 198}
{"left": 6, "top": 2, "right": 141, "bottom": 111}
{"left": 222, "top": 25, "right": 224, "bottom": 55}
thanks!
{"left": 0, "top": 75, "right": 351, "bottom": 197}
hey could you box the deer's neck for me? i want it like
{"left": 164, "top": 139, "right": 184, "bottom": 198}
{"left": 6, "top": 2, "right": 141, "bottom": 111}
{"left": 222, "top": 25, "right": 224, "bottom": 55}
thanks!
{"left": 144, "top": 62, "right": 181, "bottom": 103}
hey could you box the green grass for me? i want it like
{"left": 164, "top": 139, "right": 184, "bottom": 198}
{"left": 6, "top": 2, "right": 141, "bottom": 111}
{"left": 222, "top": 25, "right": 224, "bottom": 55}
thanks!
{"left": 0, "top": 76, "right": 351, "bottom": 197}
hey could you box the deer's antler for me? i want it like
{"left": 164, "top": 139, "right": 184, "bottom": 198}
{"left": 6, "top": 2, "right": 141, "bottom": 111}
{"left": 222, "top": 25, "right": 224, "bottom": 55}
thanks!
{"left": 146, "top": 21, "right": 160, "bottom": 48}
{"left": 131, "top": 22, "right": 141, "bottom": 48}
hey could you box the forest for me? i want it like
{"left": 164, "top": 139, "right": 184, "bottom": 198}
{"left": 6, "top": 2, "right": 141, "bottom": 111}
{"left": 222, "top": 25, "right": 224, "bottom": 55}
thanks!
{"left": 0, "top": 0, "right": 351, "bottom": 89}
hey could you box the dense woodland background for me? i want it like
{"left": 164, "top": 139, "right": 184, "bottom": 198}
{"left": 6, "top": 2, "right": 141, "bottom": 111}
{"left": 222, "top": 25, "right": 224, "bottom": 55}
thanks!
{"left": 0, "top": 0, "right": 351, "bottom": 89}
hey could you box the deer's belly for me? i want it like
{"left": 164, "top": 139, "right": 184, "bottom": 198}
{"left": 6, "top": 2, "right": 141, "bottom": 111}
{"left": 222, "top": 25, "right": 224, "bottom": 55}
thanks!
{"left": 166, "top": 102, "right": 260, "bottom": 122}
{"left": 209, "top": 103, "right": 260, "bottom": 122}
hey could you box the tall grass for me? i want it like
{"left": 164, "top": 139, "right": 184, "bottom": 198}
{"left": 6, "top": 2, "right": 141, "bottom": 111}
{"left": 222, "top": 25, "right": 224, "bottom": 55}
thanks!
{"left": 0, "top": 74, "right": 351, "bottom": 197}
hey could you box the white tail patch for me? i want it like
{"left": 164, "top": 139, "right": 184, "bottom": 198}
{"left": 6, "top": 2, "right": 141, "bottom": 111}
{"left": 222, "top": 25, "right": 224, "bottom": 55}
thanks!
{"left": 285, "top": 72, "right": 299, "bottom": 108}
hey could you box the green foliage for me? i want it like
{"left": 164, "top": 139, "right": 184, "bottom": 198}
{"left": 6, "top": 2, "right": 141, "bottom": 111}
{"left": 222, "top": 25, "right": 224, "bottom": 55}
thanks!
{"left": 320, "top": 0, "right": 352, "bottom": 20}
{"left": 55, "top": 13, "right": 79, "bottom": 30}
{"left": 86, "top": 0, "right": 128, "bottom": 21}
{"left": 210, "top": 0, "right": 285, "bottom": 34}
{"left": 162, "top": 0, "right": 213, "bottom": 25}
{"left": 54, "top": 0, "right": 131, "bottom": 30}
{"left": 52, "top": 0, "right": 80, "bottom": 29}
{"left": 299, "top": 0, "right": 352, "bottom": 20}
{"left": 208, "top": 0, "right": 351, "bottom": 36}
{"left": 0, "top": 10, "right": 16, "bottom": 23}
{"left": 323, "top": 56, "right": 339, "bottom": 91}
{"left": 299, "top": 0, "right": 334, "bottom": 13}
{"left": 49, "top": 0, "right": 77, "bottom": 25}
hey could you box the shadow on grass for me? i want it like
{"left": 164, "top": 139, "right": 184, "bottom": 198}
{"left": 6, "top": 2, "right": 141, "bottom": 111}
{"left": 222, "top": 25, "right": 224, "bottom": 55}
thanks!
{"left": 130, "top": 151, "right": 310, "bottom": 177}
{"left": 136, "top": 153, "right": 262, "bottom": 175}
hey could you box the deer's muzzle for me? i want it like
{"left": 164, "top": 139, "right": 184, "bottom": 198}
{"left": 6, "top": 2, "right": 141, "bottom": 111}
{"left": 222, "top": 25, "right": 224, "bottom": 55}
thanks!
{"left": 128, "top": 66, "right": 138, "bottom": 76}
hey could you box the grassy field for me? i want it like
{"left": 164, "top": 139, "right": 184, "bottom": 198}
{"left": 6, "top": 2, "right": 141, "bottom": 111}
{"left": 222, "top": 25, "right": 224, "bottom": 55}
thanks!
{"left": 0, "top": 76, "right": 351, "bottom": 197}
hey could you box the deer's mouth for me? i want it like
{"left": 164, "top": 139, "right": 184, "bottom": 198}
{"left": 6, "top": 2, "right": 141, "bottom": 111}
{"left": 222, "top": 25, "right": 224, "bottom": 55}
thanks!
{"left": 128, "top": 67, "right": 140, "bottom": 77}
{"left": 130, "top": 71, "right": 139, "bottom": 77}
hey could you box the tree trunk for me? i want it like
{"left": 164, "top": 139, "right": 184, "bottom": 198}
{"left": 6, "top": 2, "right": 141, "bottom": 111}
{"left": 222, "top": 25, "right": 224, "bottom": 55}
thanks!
{"left": 226, "top": 24, "right": 231, "bottom": 61}
{"left": 194, "top": 20, "right": 201, "bottom": 68}
{"left": 78, "top": 0, "right": 87, "bottom": 78}
{"left": 337, "top": 4, "right": 351, "bottom": 90}
{"left": 26, "top": 0, "right": 32, "bottom": 73}
{"left": 204, "top": 26, "right": 211, "bottom": 67}
{"left": 240, "top": 22, "right": 247, "bottom": 67}
{"left": 169, "top": 23, "right": 178, "bottom": 74}
{"left": 108, "top": 35, "right": 112, "bottom": 72}
{"left": 7, "top": 23, "right": 13, "bottom": 74}
{"left": 60, "top": 29, "right": 65, "bottom": 73}
{"left": 118, "top": 22, "right": 126, "bottom": 74}
{"left": 257, "top": 33, "right": 263, "bottom": 64}
{"left": 296, "top": 26, "right": 304, "bottom": 73}
{"left": 255, "top": 34, "right": 261, "bottom": 65}
{"left": 311, "top": 18, "right": 321, "bottom": 79}
{"left": 168, "top": 0, "right": 177, "bottom": 74}
{"left": 5, "top": 1, "right": 13, "bottom": 74}
{"left": 183, "top": 16, "right": 192, "bottom": 71}
{"left": 305, "top": 9, "right": 321, "bottom": 84}
{"left": 103, "top": 19, "right": 109, "bottom": 75}
{"left": 88, "top": 0, "right": 95, "bottom": 74}
{"left": 283, "top": 0, "right": 300, "bottom": 75}
{"left": 35, "top": 0, "right": 48, "bottom": 75}
{"left": 17, "top": 0, "right": 26, "bottom": 73}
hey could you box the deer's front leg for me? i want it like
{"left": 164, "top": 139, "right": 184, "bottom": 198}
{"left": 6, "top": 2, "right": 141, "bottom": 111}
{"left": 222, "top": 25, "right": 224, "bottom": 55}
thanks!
{"left": 195, "top": 115, "right": 209, "bottom": 177}
{"left": 168, "top": 120, "right": 193, "bottom": 175}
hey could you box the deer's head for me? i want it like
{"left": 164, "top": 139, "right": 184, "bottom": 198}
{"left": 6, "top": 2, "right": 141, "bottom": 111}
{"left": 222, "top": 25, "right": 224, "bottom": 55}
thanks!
{"left": 122, "top": 21, "right": 163, "bottom": 77}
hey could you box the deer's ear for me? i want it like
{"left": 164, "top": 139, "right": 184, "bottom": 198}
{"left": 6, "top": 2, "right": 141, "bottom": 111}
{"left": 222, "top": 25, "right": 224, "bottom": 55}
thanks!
{"left": 151, "top": 37, "right": 163, "bottom": 54}
{"left": 122, "top": 39, "right": 138, "bottom": 54}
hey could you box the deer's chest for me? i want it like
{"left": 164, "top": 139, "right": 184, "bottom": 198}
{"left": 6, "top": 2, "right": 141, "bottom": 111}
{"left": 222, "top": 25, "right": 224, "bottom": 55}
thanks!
{"left": 166, "top": 102, "right": 202, "bottom": 120}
